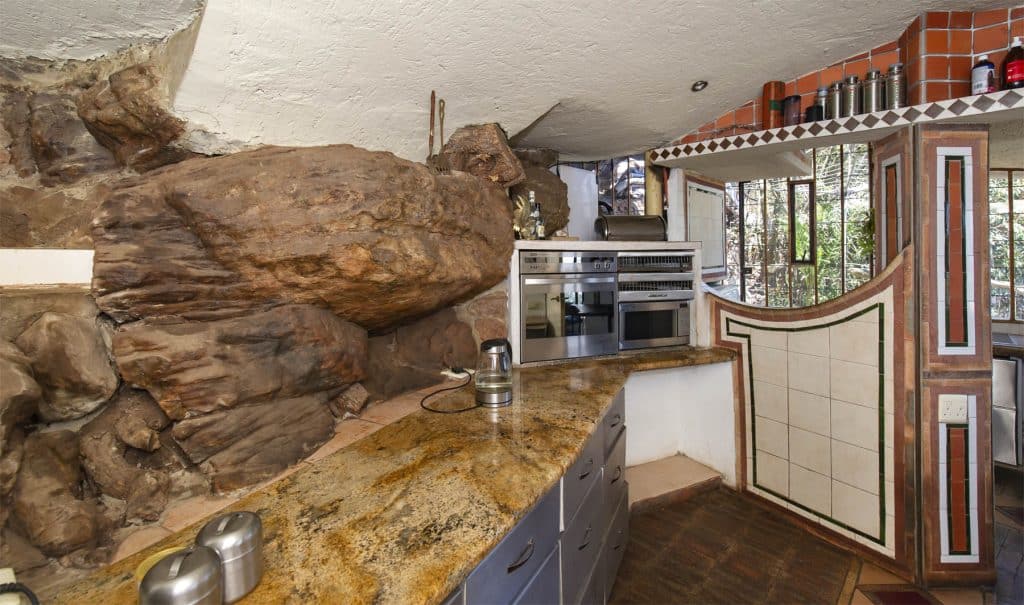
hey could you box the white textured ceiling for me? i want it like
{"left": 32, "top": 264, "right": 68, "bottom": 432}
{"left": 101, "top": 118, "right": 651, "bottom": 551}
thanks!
{"left": 0, "top": 1, "right": 1011, "bottom": 161}
{"left": 0, "top": 0, "right": 203, "bottom": 61}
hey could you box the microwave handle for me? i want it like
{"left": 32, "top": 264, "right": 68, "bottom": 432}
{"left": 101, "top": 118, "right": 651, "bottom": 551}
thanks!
{"left": 522, "top": 275, "right": 616, "bottom": 286}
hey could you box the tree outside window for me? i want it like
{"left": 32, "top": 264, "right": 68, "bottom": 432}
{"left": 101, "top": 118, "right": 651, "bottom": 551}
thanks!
{"left": 990, "top": 169, "right": 1024, "bottom": 321}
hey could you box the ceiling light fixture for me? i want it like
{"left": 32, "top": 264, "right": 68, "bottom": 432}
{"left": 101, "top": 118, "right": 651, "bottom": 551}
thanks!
{"left": 691, "top": 80, "right": 708, "bottom": 92}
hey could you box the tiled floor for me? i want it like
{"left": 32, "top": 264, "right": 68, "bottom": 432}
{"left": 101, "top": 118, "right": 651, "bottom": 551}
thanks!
{"left": 625, "top": 454, "right": 721, "bottom": 508}
{"left": 993, "top": 465, "right": 1023, "bottom": 604}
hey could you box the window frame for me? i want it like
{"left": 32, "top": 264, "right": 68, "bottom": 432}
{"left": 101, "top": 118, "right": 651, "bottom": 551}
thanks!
{"left": 788, "top": 179, "right": 816, "bottom": 265}
{"left": 991, "top": 167, "right": 1023, "bottom": 323}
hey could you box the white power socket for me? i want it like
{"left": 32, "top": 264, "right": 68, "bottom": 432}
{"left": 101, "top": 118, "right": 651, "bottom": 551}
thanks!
{"left": 938, "top": 394, "right": 969, "bottom": 424}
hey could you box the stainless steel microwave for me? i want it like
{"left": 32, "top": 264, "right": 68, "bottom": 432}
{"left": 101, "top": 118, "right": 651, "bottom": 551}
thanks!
{"left": 618, "top": 300, "right": 690, "bottom": 350}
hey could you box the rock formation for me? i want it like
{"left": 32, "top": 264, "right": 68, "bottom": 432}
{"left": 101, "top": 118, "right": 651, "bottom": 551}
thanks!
{"left": 15, "top": 312, "right": 119, "bottom": 421}
{"left": 510, "top": 156, "right": 570, "bottom": 233}
{"left": 0, "top": 341, "right": 40, "bottom": 443}
{"left": 440, "top": 123, "right": 525, "bottom": 189}
{"left": 77, "top": 64, "right": 191, "bottom": 171}
{"left": 23, "top": 92, "right": 119, "bottom": 185}
{"left": 363, "top": 308, "right": 478, "bottom": 400}
{"left": 457, "top": 288, "right": 509, "bottom": 345}
{"left": 92, "top": 144, "right": 514, "bottom": 331}
{"left": 0, "top": 183, "right": 110, "bottom": 248}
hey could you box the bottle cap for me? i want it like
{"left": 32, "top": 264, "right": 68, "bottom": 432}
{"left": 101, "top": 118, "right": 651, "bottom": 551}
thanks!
{"left": 978, "top": 54, "right": 989, "bottom": 61}
{"left": 1012, "top": 36, "right": 1022, "bottom": 47}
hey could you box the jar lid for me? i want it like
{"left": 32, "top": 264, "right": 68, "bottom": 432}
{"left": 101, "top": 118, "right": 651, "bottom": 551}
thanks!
{"left": 197, "top": 511, "right": 263, "bottom": 563}
{"left": 829, "top": 81, "right": 843, "bottom": 90}
{"left": 866, "top": 69, "right": 881, "bottom": 79}
{"left": 844, "top": 75, "right": 860, "bottom": 84}
{"left": 888, "top": 62, "right": 904, "bottom": 72}
{"left": 139, "top": 546, "right": 222, "bottom": 605}
{"left": 817, "top": 86, "right": 829, "bottom": 95}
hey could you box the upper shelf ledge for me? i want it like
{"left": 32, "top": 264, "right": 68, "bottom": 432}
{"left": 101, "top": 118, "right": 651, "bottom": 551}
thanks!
{"left": 651, "top": 90, "right": 1024, "bottom": 171}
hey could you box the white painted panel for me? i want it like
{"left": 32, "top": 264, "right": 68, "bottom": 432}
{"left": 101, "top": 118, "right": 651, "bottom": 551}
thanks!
{"left": 686, "top": 182, "right": 725, "bottom": 268}
{"left": 0, "top": 249, "right": 93, "bottom": 286}
{"left": 559, "top": 166, "right": 599, "bottom": 241}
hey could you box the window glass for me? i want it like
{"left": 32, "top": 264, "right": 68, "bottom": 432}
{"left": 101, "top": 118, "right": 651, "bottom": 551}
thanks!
{"left": 815, "top": 146, "right": 843, "bottom": 301}
{"left": 722, "top": 182, "right": 743, "bottom": 301}
{"left": 1013, "top": 173, "right": 1024, "bottom": 320}
{"left": 790, "top": 181, "right": 814, "bottom": 263}
{"left": 613, "top": 158, "right": 630, "bottom": 214}
{"left": 742, "top": 181, "right": 766, "bottom": 305}
{"left": 791, "top": 264, "right": 816, "bottom": 307}
{"left": 990, "top": 171, "right": 1011, "bottom": 320}
{"left": 843, "top": 144, "right": 872, "bottom": 292}
{"left": 628, "top": 155, "right": 646, "bottom": 215}
{"left": 766, "top": 178, "right": 790, "bottom": 306}
{"left": 597, "top": 160, "right": 613, "bottom": 215}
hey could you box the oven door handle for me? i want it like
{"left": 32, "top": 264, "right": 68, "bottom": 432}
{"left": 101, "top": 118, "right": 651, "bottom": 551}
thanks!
{"left": 522, "top": 275, "right": 616, "bottom": 286}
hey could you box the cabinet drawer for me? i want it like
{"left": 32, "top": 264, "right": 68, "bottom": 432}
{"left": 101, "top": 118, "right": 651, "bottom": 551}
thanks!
{"left": 511, "top": 543, "right": 560, "bottom": 605}
{"left": 442, "top": 585, "right": 465, "bottom": 605}
{"left": 466, "top": 487, "right": 560, "bottom": 605}
{"left": 602, "top": 489, "right": 629, "bottom": 600}
{"left": 563, "top": 425, "right": 604, "bottom": 529}
{"left": 603, "top": 390, "right": 625, "bottom": 456}
{"left": 577, "top": 561, "right": 604, "bottom": 605}
{"left": 603, "top": 428, "right": 627, "bottom": 530}
{"left": 561, "top": 477, "right": 605, "bottom": 604}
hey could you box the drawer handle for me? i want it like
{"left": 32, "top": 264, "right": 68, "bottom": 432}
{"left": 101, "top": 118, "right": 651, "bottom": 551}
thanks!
{"left": 578, "top": 525, "right": 592, "bottom": 551}
{"left": 506, "top": 539, "right": 535, "bottom": 573}
{"left": 614, "top": 529, "right": 624, "bottom": 551}
{"left": 578, "top": 458, "right": 594, "bottom": 480}
{"left": 610, "top": 465, "right": 622, "bottom": 484}
{"left": 609, "top": 414, "right": 622, "bottom": 428}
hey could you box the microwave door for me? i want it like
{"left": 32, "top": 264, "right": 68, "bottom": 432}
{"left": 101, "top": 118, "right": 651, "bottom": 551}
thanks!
{"left": 618, "top": 300, "right": 689, "bottom": 350}
{"left": 520, "top": 274, "right": 618, "bottom": 362}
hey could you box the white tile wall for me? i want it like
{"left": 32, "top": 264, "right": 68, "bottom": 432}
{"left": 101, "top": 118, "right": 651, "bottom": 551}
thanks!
{"left": 758, "top": 450, "right": 789, "bottom": 496}
{"left": 829, "top": 320, "right": 879, "bottom": 366}
{"left": 832, "top": 439, "right": 880, "bottom": 494}
{"left": 788, "top": 351, "right": 830, "bottom": 396}
{"left": 756, "top": 416, "right": 789, "bottom": 458}
{"left": 750, "top": 328, "right": 788, "bottom": 351}
{"left": 790, "top": 426, "right": 831, "bottom": 475}
{"left": 752, "top": 345, "right": 788, "bottom": 387}
{"left": 790, "top": 463, "right": 831, "bottom": 513}
{"left": 830, "top": 358, "right": 879, "bottom": 408}
{"left": 788, "top": 327, "right": 829, "bottom": 357}
{"left": 832, "top": 479, "right": 880, "bottom": 537}
{"left": 754, "top": 380, "right": 788, "bottom": 423}
{"left": 830, "top": 399, "right": 879, "bottom": 450}
{"left": 789, "top": 389, "right": 830, "bottom": 436}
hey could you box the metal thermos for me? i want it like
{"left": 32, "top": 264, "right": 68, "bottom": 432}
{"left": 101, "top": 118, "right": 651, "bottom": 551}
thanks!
{"left": 841, "top": 75, "right": 861, "bottom": 117}
{"left": 826, "top": 81, "right": 843, "bottom": 119}
{"left": 862, "top": 69, "right": 884, "bottom": 113}
{"left": 197, "top": 512, "right": 264, "bottom": 603}
{"left": 886, "top": 63, "right": 907, "bottom": 109}
{"left": 139, "top": 546, "right": 224, "bottom": 605}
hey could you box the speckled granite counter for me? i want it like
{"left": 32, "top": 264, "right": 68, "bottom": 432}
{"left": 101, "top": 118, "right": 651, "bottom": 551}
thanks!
{"left": 52, "top": 346, "right": 735, "bottom": 605}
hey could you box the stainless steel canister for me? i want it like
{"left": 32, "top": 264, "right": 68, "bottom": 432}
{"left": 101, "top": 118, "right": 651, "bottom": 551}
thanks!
{"left": 862, "top": 69, "right": 884, "bottom": 113}
{"left": 826, "top": 81, "right": 843, "bottom": 119}
{"left": 886, "top": 63, "right": 907, "bottom": 109}
{"left": 841, "top": 75, "right": 861, "bottom": 117}
{"left": 197, "top": 512, "right": 263, "bottom": 603}
{"left": 139, "top": 546, "right": 224, "bottom": 605}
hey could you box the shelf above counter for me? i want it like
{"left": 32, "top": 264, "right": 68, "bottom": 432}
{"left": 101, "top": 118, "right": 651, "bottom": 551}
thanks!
{"left": 650, "top": 90, "right": 1024, "bottom": 181}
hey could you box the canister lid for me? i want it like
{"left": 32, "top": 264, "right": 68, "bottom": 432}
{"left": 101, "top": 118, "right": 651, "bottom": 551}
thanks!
{"left": 139, "top": 546, "right": 223, "bottom": 605}
{"left": 829, "top": 81, "right": 843, "bottom": 91}
{"left": 888, "top": 62, "right": 904, "bottom": 73}
{"left": 197, "top": 512, "right": 263, "bottom": 562}
{"left": 866, "top": 68, "right": 882, "bottom": 79}
{"left": 816, "top": 86, "right": 829, "bottom": 96}
{"left": 844, "top": 74, "right": 860, "bottom": 84}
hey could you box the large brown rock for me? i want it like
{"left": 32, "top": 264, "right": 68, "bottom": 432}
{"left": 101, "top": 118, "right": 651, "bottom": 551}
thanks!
{"left": 172, "top": 393, "right": 336, "bottom": 492}
{"left": 1, "top": 90, "right": 36, "bottom": 177}
{"left": 0, "top": 341, "right": 40, "bottom": 444}
{"left": 77, "top": 64, "right": 191, "bottom": 171}
{"left": 27, "top": 92, "right": 118, "bottom": 185}
{"left": 113, "top": 304, "right": 367, "bottom": 420}
{"left": 91, "top": 144, "right": 514, "bottom": 331}
{"left": 510, "top": 163, "right": 570, "bottom": 233}
{"left": 12, "top": 431, "right": 98, "bottom": 556}
{"left": 15, "top": 312, "right": 118, "bottom": 421}
{"left": 0, "top": 286, "right": 100, "bottom": 341}
{"left": 440, "top": 123, "right": 525, "bottom": 189}
{"left": 0, "top": 184, "right": 107, "bottom": 248}
{"left": 363, "top": 308, "right": 477, "bottom": 400}
{"left": 0, "top": 428, "right": 25, "bottom": 529}
{"left": 456, "top": 288, "right": 509, "bottom": 345}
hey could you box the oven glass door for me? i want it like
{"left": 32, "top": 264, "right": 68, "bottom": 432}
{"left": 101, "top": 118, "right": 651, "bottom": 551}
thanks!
{"left": 618, "top": 300, "right": 690, "bottom": 350}
{"left": 520, "top": 274, "right": 618, "bottom": 362}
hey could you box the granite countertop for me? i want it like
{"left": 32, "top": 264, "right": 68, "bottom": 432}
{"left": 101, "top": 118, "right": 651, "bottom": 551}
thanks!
{"left": 51, "top": 346, "right": 735, "bottom": 605}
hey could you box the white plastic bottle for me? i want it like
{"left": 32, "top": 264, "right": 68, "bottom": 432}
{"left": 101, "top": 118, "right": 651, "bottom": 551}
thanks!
{"left": 971, "top": 55, "right": 996, "bottom": 95}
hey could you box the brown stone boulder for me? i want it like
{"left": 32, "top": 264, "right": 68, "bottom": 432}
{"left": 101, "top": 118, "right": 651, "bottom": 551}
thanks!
{"left": 457, "top": 288, "right": 509, "bottom": 345}
{"left": 77, "top": 64, "right": 192, "bottom": 171}
{"left": 91, "top": 144, "right": 514, "bottom": 331}
{"left": 172, "top": 393, "right": 336, "bottom": 492}
{"left": 329, "top": 382, "right": 371, "bottom": 418}
{"left": 363, "top": 308, "right": 478, "bottom": 400}
{"left": 0, "top": 341, "right": 40, "bottom": 444}
{"left": 0, "top": 428, "right": 25, "bottom": 529}
{"left": 0, "top": 286, "right": 100, "bottom": 341}
{"left": 440, "top": 123, "right": 525, "bottom": 189}
{"left": 514, "top": 147, "right": 558, "bottom": 168}
{"left": 510, "top": 163, "right": 570, "bottom": 233}
{"left": 0, "top": 184, "right": 107, "bottom": 248}
{"left": 15, "top": 312, "right": 118, "bottom": 421}
{"left": 27, "top": 92, "right": 119, "bottom": 185}
{"left": 113, "top": 304, "right": 367, "bottom": 420}
{"left": 1, "top": 90, "right": 36, "bottom": 177}
{"left": 125, "top": 470, "right": 169, "bottom": 524}
{"left": 12, "top": 431, "right": 99, "bottom": 556}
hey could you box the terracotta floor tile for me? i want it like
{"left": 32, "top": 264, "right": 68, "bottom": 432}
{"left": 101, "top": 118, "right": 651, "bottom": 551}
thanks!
{"left": 858, "top": 562, "right": 907, "bottom": 585}
{"left": 306, "top": 419, "right": 383, "bottom": 462}
{"left": 160, "top": 494, "right": 237, "bottom": 532}
{"left": 111, "top": 526, "right": 172, "bottom": 563}
{"left": 930, "top": 587, "right": 985, "bottom": 605}
{"left": 626, "top": 454, "right": 721, "bottom": 507}
{"left": 850, "top": 588, "right": 875, "bottom": 605}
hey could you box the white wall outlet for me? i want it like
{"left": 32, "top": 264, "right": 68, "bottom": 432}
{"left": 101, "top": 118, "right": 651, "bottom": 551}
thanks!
{"left": 938, "top": 394, "right": 969, "bottom": 424}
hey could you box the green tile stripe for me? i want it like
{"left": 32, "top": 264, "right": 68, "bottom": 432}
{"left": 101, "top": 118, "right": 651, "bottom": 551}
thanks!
{"left": 725, "top": 302, "right": 887, "bottom": 547}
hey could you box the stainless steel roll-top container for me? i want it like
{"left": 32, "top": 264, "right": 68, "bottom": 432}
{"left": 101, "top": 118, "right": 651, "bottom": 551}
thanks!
{"left": 196, "top": 512, "right": 263, "bottom": 603}
{"left": 841, "top": 75, "right": 861, "bottom": 117}
{"left": 826, "top": 81, "right": 843, "bottom": 119}
{"left": 594, "top": 215, "right": 667, "bottom": 241}
{"left": 886, "top": 63, "right": 907, "bottom": 109}
{"left": 139, "top": 546, "right": 224, "bottom": 605}
{"left": 862, "top": 69, "right": 884, "bottom": 113}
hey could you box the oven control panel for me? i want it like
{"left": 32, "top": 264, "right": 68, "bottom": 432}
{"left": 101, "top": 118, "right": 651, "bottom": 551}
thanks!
{"left": 520, "top": 251, "right": 617, "bottom": 274}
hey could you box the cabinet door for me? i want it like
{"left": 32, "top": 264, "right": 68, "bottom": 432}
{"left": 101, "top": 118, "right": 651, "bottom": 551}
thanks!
{"left": 511, "top": 543, "right": 561, "bottom": 605}
{"left": 602, "top": 390, "right": 625, "bottom": 456}
{"left": 603, "top": 489, "right": 629, "bottom": 601}
{"left": 563, "top": 425, "right": 604, "bottom": 529}
{"left": 602, "top": 429, "right": 627, "bottom": 531}
{"left": 561, "top": 477, "right": 605, "bottom": 604}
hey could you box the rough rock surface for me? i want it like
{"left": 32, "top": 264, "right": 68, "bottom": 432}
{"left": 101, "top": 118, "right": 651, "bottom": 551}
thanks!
{"left": 91, "top": 144, "right": 514, "bottom": 331}
{"left": 329, "top": 382, "right": 371, "bottom": 418}
{"left": 172, "top": 393, "right": 336, "bottom": 492}
{"left": 0, "top": 183, "right": 108, "bottom": 248}
{"left": 363, "top": 308, "right": 478, "bottom": 400}
{"left": 0, "top": 341, "right": 40, "bottom": 444}
{"left": 514, "top": 148, "right": 558, "bottom": 168}
{"left": 15, "top": 312, "right": 118, "bottom": 421}
{"left": 27, "top": 92, "right": 119, "bottom": 185}
{"left": 77, "top": 64, "right": 191, "bottom": 171}
{"left": 0, "top": 286, "right": 100, "bottom": 341}
{"left": 510, "top": 163, "right": 570, "bottom": 233}
{"left": 125, "top": 470, "right": 169, "bottom": 524}
{"left": 440, "top": 123, "right": 525, "bottom": 189}
{"left": 114, "top": 304, "right": 367, "bottom": 420}
{"left": 12, "top": 431, "right": 98, "bottom": 556}
{"left": 1, "top": 90, "right": 37, "bottom": 177}
{"left": 456, "top": 288, "right": 509, "bottom": 346}
{"left": 0, "top": 428, "right": 25, "bottom": 529}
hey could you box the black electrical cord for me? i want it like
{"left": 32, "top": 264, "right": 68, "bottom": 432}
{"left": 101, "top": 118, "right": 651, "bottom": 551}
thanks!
{"left": 0, "top": 582, "right": 41, "bottom": 605}
{"left": 420, "top": 369, "right": 481, "bottom": 414}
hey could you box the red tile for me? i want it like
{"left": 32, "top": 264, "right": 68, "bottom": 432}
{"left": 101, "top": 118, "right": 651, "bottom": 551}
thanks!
{"left": 1013, "top": 18, "right": 1024, "bottom": 39}
{"left": 950, "top": 29, "right": 972, "bottom": 55}
{"left": 974, "top": 24, "right": 1010, "bottom": 54}
{"left": 987, "top": 50, "right": 1008, "bottom": 71}
{"left": 845, "top": 51, "right": 869, "bottom": 62}
{"left": 800, "top": 92, "right": 815, "bottom": 110}
{"left": 820, "top": 65, "right": 843, "bottom": 87}
{"left": 907, "top": 58, "right": 924, "bottom": 82}
{"left": 873, "top": 40, "right": 899, "bottom": 54}
{"left": 926, "top": 29, "right": 949, "bottom": 54}
{"left": 907, "top": 31, "right": 922, "bottom": 58}
{"left": 909, "top": 15, "right": 922, "bottom": 33}
{"left": 950, "top": 56, "right": 973, "bottom": 79}
{"left": 925, "top": 11, "right": 949, "bottom": 29}
{"left": 844, "top": 58, "right": 869, "bottom": 79}
{"left": 735, "top": 105, "right": 754, "bottom": 127}
{"left": 925, "top": 82, "right": 952, "bottom": 102}
{"left": 796, "top": 72, "right": 819, "bottom": 94}
{"left": 974, "top": 8, "right": 1009, "bottom": 28}
{"left": 698, "top": 121, "right": 714, "bottom": 133}
{"left": 741, "top": 99, "right": 755, "bottom": 107}
{"left": 950, "top": 81, "right": 971, "bottom": 98}
{"left": 908, "top": 82, "right": 924, "bottom": 105}
{"left": 784, "top": 80, "right": 797, "bottom": 97}
{"left": 925, "top": 56, "right": 950, "bottom": 80}
{"left": 1013, "top": 7, "right": 1024, "bottom": 20}
{"left": 681, "top": 133, "right": 699, "bottom": 144}
{"left": 949, "top": 11, "right": 973, "bottom": 29}
{"left": 871, "top": 50, "right": 900, "bottom": 71}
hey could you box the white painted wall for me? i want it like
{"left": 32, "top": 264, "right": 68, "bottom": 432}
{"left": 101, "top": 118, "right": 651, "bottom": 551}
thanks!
{"left": 0, "top": 249, "right": 93, "bottom": 286}
{"left": 559, "top": 166, "right": 598, "bottom": 240}
{"left": 624, "top": 362, "right": 737, "bottom": 486}
{"left": 0, "top": 1, "right": 203, "bottom": 61}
